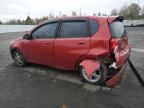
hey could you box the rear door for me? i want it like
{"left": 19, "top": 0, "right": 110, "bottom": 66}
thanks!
{"left": 54, "top": 19, "right": 90, "bottom": 70}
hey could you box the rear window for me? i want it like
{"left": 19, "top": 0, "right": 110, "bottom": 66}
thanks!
{"left": 109, "top": 21, "right": 127, "bottom": 38}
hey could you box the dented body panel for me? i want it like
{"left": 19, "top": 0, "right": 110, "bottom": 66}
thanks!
{"left": 106, "top": 62, "right": 128, "bottom": 87}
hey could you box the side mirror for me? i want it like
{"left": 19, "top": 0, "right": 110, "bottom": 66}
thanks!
{"left": 23, "top": 33, "right": 31, "bottom": 40}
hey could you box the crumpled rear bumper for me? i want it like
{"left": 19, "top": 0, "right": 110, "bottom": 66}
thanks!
{"left": 115, "top": 48, "right": 130, "bottom": 67}
{"left": 105, "top": 61, "right": 128, "bottom": 87}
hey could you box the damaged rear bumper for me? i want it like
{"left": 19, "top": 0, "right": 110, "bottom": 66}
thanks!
{"left": 105, "top": 61, "right": 128, "bottom": 87}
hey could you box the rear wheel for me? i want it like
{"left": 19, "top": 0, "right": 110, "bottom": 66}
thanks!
{"left": 79, "top": 63, "right": 107, "bottom": 85}
{"left": 13, "top": 50, "right": 27, "bottom": 67}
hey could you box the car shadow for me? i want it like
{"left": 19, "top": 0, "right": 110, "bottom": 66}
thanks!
{"left": 10, "top": 63, "right": 80, "bottom": 79}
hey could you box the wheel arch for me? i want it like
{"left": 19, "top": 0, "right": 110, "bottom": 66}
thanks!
{"left": 10, "top": 47, "right": 25, "bottom": 60}
{"left": 75, "top": 55, "right": 110, "bottom": 72}
{"left": 10, "top": 47, "right": 19, "bottom": 59}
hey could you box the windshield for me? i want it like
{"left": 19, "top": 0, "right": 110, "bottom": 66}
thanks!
{"left": 110, "top": 21, "right": 127, "bottom": 38}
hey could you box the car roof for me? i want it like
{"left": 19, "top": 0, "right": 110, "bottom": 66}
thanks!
{"left": 61, "top": 16, "right": 106, "bottom": 20}
{"left": 38, "top": 16, "right": 124, "bottom": 26}
{"left": 30, "top": 16, "right": 124, "bottom": 34}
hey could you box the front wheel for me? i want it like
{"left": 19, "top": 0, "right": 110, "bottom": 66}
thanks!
{"left": 79, "top": 63, "right": 107, "bottom": 85}
{"left": 13, "top": 50, "right": 27, "bottom": 67}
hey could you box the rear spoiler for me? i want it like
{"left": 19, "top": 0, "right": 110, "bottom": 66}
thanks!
{"left": 107, "top": 16, "right": 124, "bottom": 23}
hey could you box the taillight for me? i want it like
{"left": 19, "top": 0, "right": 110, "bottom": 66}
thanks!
{"left": 110, "top": 37, "right": 128, "bottom": 53}
{"left": 110, "top": 38, "right": 121, "bottom": 53}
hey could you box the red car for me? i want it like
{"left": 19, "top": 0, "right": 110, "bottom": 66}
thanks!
{"left": 10, "top": 16, "right": 130, "bottom": 87}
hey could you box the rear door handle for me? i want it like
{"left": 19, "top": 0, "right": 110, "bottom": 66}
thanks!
{"left": 77, "top": 42, "right": 85, "bottom": 45}
{"left": 45, "top": 43, "right": 50, "bottom": 45}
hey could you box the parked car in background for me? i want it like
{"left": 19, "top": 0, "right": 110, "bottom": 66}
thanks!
{"left": 10, "top": 16, "right": 130, "bottom": 87}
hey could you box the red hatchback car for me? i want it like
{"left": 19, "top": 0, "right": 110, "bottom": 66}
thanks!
{"left": 10, "top": 16, "right": 130, "bottom": 87}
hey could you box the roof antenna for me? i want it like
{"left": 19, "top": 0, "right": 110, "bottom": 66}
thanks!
{"left": 79, "top": 7, "right": 81, "bottom": 16}
{"left": 28, "top": 12, "right": 30, "bottom": 17}
{"left": 59, "top": 11, "right": 61, "bottom": 18}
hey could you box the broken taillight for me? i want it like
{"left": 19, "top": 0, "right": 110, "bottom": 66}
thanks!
{"left": 110, "top": 38, "right": 121, "bottom": 53}
{"left": 110, "top": 37, "right": 128, "bottom": 53}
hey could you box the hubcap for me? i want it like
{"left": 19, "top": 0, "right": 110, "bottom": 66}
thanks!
{"left": 14, "top": 52, "right": 23, "bottom": 65}
{"left": 82, "top": 67, "right": 101, "bottom": 83}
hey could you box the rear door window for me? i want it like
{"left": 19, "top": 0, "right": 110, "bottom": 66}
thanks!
{"left": 109, "top": 21, "right": 127, "bottom": 38}
{"left": 59, "top": 21, "right": 89, "bottom": 38}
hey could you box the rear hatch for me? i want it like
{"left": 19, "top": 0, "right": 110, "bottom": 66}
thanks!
{"left": 109, "top": 17, "right": 130, "bottom": 67}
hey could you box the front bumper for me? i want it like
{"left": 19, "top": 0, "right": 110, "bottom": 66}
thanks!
{"left": 105, "top": 61, "right": 128, "bottom": 87}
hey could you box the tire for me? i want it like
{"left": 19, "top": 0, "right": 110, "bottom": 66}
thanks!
{"left": 79, "top": 63, "right": 107, "bottom": 85}
{"left": 13, "top": 50, "right": 27, "bottom": 67}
